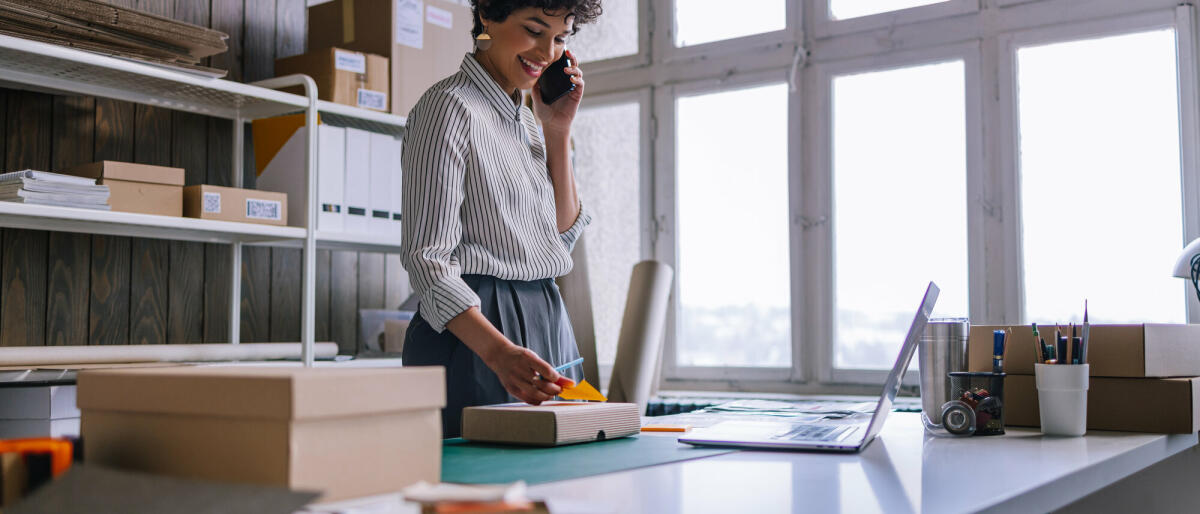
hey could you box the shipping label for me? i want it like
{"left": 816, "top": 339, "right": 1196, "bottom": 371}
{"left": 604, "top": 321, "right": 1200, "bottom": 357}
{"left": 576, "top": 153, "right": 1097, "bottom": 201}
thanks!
{"left": 203, "top": 192, "right": 221, "bottom": 213}
{"left": 334, "top": 50, "right": 367, "bottom": 74}
{"left": 426, "top": 5, "right": 453, "bottom": 29}
{"left": 246, "top": 198, "right": 282, "bottom": 221}
{"left": 357, "top": 89, "right": 388, "bottom": 111}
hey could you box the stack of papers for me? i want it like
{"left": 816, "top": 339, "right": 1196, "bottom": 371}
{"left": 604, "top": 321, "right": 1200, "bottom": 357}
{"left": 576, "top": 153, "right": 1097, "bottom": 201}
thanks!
{"left": 0, "top": 0, "right": 229, "bottom": 77}
{"left": 0, "top": 169, "right": 110, "bottom": 210}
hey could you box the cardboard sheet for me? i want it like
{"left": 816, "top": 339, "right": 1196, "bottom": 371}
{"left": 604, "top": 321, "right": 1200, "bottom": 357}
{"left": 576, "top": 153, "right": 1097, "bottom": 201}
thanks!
{"left": 441, "top": 435, "right": 734, "bottom": 485}
{"left": 6, "top": 465, "right": 316, "bottom": 514}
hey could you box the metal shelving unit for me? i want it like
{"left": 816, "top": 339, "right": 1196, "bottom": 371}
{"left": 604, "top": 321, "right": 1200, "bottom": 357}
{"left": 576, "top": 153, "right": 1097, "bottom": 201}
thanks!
{"left": 0, "top": 33, "right": 406, "bottom": 367}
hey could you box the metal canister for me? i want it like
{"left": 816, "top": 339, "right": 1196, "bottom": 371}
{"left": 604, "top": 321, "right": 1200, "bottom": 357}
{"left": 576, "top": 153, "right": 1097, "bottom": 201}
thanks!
{"left": 918, "top": 318, "right": 970, "bottom": 431}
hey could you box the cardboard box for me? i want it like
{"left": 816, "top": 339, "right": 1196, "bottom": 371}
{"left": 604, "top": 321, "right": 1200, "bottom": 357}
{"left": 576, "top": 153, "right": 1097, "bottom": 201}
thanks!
{"left": 462, "top": 402, "right": 641, "bottom": 446}
{"left": 183, "top": 185, "right": 288, "bottom": 226}
{"left": 969, "top": 324, "right": 1200, "bottom": 377}
{"left": 275, "top": 47, "right": 389, "bottom": 111}
{"left": 307, "top": 0, "right": 474, "bottom": 116}
{"left": 1003, "top": 374, "right": 1200, "bottom": 433}
{"left": 60, "top": 160, "right": 184, "bottom": 216}
{"left": 79, "top": 366, "right": 445, "bottom": 502}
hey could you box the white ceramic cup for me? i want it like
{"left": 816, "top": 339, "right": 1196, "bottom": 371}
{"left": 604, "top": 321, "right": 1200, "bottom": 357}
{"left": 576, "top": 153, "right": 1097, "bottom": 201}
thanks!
{"left": 1035, "top": 363, "right": 1089, "bottom": 436}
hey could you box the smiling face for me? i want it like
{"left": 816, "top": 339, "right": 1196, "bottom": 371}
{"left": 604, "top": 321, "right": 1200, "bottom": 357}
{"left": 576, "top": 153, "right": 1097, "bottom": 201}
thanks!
{"left": 476, "top": 7, "right": 574, "bottom": 94}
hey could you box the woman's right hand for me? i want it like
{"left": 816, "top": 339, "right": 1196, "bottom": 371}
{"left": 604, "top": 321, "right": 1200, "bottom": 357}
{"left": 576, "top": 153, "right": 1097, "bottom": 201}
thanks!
{"left": 483, "top": 342, "right": 574, "bottom": 404}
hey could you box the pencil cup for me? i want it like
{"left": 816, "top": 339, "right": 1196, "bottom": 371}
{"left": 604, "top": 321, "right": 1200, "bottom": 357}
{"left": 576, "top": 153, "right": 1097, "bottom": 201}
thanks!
{"left": 1035, "top": 363, "right": 1089, "bottom": 437}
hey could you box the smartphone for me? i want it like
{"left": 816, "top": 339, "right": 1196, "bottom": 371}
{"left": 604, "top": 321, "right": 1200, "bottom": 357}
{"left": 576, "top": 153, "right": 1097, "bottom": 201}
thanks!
{"left": 538, "top": 53, "right": 575, "bottom": 104}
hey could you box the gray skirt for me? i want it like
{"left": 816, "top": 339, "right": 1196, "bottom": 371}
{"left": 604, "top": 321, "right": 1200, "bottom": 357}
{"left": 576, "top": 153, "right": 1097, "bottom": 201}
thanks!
{"left": 402, "top": 274, "right": 583, "bottom": 438}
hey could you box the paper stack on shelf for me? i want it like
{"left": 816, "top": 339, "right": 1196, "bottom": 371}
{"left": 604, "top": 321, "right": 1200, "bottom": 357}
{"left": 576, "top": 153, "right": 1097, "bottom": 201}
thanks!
{"left": 0, "top": 170, "right": 110, "bottom": 210}
{"left": 0, "top": 0, "right": 228, "bottom": 77}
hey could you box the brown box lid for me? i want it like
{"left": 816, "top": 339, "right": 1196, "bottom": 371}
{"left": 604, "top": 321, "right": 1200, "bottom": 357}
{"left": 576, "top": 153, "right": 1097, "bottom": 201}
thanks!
{"left": 61, "top": 160, "right": 185, "bottom": 186}
{"left": 1003, "top": 374, "right": 1200, "bottom": 433}
{"left": 969, "top": 324, "right": 1200, "bottom": 377}
{"left": 77, "top": 366, "right": 445, "bottom": 420}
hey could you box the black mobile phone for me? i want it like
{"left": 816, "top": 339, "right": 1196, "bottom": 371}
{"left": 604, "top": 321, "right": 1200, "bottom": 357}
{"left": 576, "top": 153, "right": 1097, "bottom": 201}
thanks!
{"left": 538, "top": 53, "right": 575, "bottom": 104}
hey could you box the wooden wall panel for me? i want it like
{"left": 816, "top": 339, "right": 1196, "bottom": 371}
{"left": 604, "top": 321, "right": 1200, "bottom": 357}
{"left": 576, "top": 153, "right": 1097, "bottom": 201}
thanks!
{"left": 0, "top": 0, "right": 396, "bottom": 353}
{"left": 46, "top": 95, "right": 95, "bottom": 346}
{"left": 2, "top": 92, "right": 52, "bottom": 347}
{"left": 331, "top": 251, "right": 358, "bottom": 354}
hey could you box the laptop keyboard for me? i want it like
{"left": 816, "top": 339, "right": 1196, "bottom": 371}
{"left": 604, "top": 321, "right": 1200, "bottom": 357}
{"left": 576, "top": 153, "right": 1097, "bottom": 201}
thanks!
{"left": 778, "top": 424, "right": 850, "bottom": 442}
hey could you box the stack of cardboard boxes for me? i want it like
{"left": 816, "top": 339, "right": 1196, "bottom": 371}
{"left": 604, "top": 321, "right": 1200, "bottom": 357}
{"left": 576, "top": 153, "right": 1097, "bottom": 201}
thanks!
{"left": 255, "top": 0, "right": 472, "bottom": 238}
{"left": 969, "top": 324, "right": 1200, "bottom": 433}
{"left": 59, "top": 160, "right": 288, "bottom": 226}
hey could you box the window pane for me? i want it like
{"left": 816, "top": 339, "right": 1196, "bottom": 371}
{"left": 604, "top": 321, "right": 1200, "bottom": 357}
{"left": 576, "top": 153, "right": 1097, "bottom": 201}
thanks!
{"left": 674, "top": 0, "right": 785, "bottom": 47}
{"left": 833, "top": 61, "right": 968, "bottom": 370}
{"left": 1018, "top": 29, "right": 1185, "bottom": 324}
{"left": 676, "top": 83, "right": 790, "bottom": 367}
{"left": 829, "top": 0, "right": 948, "bottom": 20}
{"left": 570, "top": 0, "right": 637, "bottom": 62}
{"left": 573, "top": 101, "right": 643, "bottom": 368}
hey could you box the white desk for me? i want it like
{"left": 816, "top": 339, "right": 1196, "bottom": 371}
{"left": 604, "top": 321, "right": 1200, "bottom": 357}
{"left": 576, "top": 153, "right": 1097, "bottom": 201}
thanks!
{"left": 525, "top": 413, "right": 1198, "bottom": 514}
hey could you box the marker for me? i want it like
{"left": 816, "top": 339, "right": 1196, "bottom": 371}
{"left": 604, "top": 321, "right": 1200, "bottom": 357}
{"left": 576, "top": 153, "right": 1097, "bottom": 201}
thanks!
{"left": 993, "top": 330, "right": 1006, "bottom": 373}
{"left": 1057, "top": 335, "right": 1068, "bottom": 365}
{"left": 1071, "top": 337, "right": 1082, "bottom": 365}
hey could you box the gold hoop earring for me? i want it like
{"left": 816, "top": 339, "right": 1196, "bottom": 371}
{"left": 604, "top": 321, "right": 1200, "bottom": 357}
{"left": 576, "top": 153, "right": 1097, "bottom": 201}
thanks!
{"left": 475, "top": 31, "right": 492, "bottom": 51}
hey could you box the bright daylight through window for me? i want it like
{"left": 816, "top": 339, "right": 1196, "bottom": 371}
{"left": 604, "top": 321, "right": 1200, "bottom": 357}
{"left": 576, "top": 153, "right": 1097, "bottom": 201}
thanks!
{"left": 832, "top": 60, "right": 969, "bottom": 370}
{"left": 1018, "top": 29, "right": 1186, "bottom": 324}
{"left": 673, "top": 0, "right": 786, "bottom": 47}
{"left": 676, "top": 83, "right": 791, "bottom": 368}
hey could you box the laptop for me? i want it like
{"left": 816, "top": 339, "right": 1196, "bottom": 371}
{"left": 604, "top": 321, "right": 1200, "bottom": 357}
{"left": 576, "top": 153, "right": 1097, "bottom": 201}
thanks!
{"left": 678, "top": 281, "right": 939, "bottom": 453}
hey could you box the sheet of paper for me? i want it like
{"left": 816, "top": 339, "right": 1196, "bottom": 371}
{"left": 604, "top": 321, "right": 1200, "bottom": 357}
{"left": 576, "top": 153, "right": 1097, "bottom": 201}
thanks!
{"left": 558, "top": 379, "right": 606, "bottom": 402}
{"left": 395, "top": 0, "right": 424, "bottom": 49}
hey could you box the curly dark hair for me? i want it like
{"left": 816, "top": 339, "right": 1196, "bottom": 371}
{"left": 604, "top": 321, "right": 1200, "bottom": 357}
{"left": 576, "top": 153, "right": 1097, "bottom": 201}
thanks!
{"left": 470, "top": 0, "right": 603, "bottom": 38}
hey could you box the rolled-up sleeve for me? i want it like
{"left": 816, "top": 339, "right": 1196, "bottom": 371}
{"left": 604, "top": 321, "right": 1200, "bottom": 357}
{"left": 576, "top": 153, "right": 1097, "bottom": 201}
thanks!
{"left": 401, "top": 90, "right": 480, "bottom": 333}
{"left": 558, "top": 201, "right": 593, "bottom": 253}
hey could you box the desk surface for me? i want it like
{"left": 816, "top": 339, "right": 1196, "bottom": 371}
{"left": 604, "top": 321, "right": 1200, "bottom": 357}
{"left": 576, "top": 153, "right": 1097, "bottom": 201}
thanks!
{"left": 306, "top": 412, "right": 1197, "bottom": 514}
{"left": 525, "top": 413, "right": 1197, "bottom": 514}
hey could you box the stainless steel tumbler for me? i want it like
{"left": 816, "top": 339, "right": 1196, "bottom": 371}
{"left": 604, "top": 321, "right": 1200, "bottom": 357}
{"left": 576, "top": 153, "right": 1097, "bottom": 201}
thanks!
{"left": 918, "top": 317, "right": 970, "bottom": 431}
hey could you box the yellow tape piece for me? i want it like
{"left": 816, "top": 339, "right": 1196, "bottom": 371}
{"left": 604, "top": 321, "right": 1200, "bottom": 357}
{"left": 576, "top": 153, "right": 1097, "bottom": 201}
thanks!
{"left": 558, "top": 379, "right": 606, "bottom": 402}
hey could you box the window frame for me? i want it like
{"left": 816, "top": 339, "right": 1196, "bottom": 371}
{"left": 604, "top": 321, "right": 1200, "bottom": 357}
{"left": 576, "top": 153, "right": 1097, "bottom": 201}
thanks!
{"left": 576, "top": 0, "right": 1200, "bottom": 393}
{"left": 995, "top": 7, "right": 1200, "bottom": 325}
{"left": 806, "top": 41, "right": 984, "bottom": 386}
{"left": 810, "top": 0, "right": 979, "bottom": 39}
{"left": 655, "top": 69, "right": 800, "bottom": 385}
{"left": 573, "top": 88, "right": 656, "bottom": 385}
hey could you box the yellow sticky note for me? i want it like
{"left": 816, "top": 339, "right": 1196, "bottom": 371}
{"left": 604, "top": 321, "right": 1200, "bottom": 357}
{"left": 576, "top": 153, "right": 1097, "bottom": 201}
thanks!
{"left": 558, "top": 379, "right": 607, "bottom": 402}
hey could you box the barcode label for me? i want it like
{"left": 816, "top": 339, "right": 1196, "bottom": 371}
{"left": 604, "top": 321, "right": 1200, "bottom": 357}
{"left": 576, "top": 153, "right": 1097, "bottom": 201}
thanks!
{"left": 246, "top": 198, "right": 282, "bottom": 220}
{"left": 357, "top": 89, "right": 388, "bottom": 111}
{"left": 203, "top": 192, "right": 221, "bottom": 213}
{"left": 334, "top": 50, "right": 367, "bottom": 73}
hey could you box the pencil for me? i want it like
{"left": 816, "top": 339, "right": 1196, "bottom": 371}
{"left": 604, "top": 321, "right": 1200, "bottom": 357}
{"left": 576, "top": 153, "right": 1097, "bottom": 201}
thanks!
{"left": 1032, "top": 323, "right": 1044, "bottom": 362}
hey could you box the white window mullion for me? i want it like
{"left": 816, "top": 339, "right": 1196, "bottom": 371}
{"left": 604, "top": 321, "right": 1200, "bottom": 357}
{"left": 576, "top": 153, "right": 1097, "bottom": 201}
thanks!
{"left": 653, "top": 84, "right": 681, "bottom": 381}
{"left": 1175, "top": 5, "right": 1200, "bottom": 323}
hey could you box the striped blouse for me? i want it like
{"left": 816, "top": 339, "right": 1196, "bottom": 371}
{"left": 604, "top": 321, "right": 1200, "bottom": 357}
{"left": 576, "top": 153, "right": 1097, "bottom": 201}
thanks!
{"left": 401, "top": 53, "right": 592, "bottom": 333}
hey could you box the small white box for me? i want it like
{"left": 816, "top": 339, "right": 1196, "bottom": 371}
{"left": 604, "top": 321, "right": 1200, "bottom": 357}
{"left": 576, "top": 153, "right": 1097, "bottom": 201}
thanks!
{"left": 0, "top": 418, "right": 80, "bottom": 439}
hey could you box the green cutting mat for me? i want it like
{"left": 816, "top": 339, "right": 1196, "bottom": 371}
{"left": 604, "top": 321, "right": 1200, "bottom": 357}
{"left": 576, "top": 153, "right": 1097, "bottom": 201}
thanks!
{"left": 442, "top": 435, "right": 734, "bottom": 485}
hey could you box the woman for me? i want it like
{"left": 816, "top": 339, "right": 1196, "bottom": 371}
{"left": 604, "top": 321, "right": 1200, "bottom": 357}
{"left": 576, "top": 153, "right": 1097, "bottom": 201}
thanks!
{"left": 401, "top": 0, "right": 603, "bottom": 438}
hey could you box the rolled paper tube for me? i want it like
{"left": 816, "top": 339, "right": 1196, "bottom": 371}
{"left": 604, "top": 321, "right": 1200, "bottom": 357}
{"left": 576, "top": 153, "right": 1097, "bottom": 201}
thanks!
{"left": 0, "top": 343, "right": 339, "bottom": 366}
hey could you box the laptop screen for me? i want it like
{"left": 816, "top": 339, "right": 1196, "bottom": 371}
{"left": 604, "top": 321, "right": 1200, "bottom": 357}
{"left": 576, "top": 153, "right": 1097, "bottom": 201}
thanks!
{"left": 860, "top": 282, "right": 940, "bottom": 443}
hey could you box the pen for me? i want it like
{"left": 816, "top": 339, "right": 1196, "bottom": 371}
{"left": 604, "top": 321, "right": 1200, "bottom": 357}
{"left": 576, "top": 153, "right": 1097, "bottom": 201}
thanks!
{"left": 993, "top": 330, "right": 1005, "bottom": 373}
{"left": 1081, "top": 300, "right": 1089, "bottom": 364}
{"left": 554, "top": 357, "right": 585, "bottom": 374}
{"left": 1032, "top": 323, "right": 1044, "bottom": 362}
{"left": 537, "top": 357, "right": 585, "bottom": 383}
{"left": 1071, "top": 337, "right": 1081, "bottom": 365}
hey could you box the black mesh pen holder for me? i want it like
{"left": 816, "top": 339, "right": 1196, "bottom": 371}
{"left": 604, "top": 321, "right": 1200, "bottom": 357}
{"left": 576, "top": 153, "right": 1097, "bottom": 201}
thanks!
{"left": 942, "top": 372, "right": 1006, "bottom": 436}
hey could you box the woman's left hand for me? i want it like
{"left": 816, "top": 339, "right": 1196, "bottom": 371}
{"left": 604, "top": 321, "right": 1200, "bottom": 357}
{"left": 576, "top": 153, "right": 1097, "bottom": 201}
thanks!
{"left": 532, "top": 49, "right": 584, "bottom": 137}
